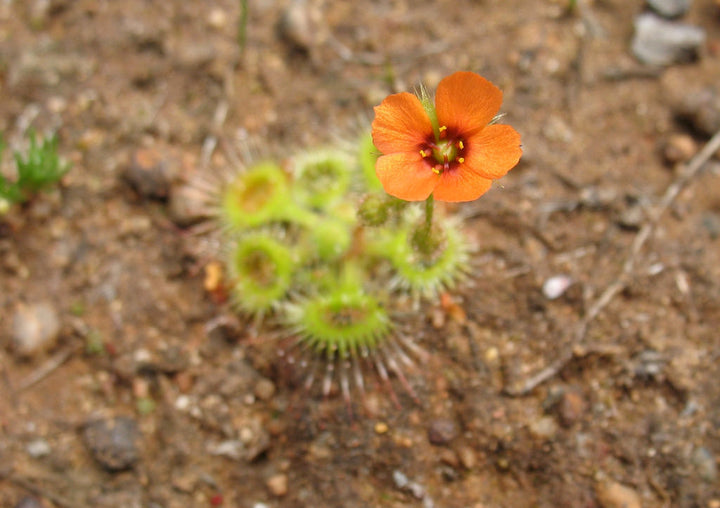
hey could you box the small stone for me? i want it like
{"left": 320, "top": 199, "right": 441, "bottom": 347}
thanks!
{"left": 631, "top": 13, "right": 705, "bottom": 66}
{"left": 14, "top": 497, "right": 46, "bottom": 508}
{"left": 701, "top": 213, "right": 720, "bottom": 240}
{"left": 529, "top": 415, "right": 559, "bottom": 440}
{"left": 662, "top": 133, "right": 697, "bottom": 163}
{"left": 439, "top": 448, "right": 459, "bottom": 468}
{"left": 691, "top": 446, "right": 717, "bottom": 482}
{"left": 123, "top": 148, "right": 172, "bottom": 200}
{"left": 206, "top": 8, "right": 228, "bottom": 29}
{"left": 276, "top": 0, "right": 325, "bottom": 54}
{"left": 595, "top": 479, "right": 641, "bottom": 508}
{"left": 266, "top": 473, "right": 288, "bottom": 497}
{"left": 542, "top": 275, "right": 573, "bottom": 300}
{"left": 11, "top": 302, "right": 61, "bottom": 357}
{"left": 618, "top": 203, "right": 645, "bottom": 230}
{"left": 26, "top": 438, "right": 51, "bottom": 458}
{"left": 83, "top": 416, "right": 140, "bottom": 471}
{"left": 647, "top": 0, "right": 692, "bottom": 18}
{"left": 674, "top": 86, "right": 720, "bottom": 137}
{"left": 456, "top": 446, "right": 477, "bottom": 469}
{"left": 254, "top": 378, "right": 276, "bottom": 401}
{"left": 374, "top": 422, "right": 389, "bottom": 434}
{"left": 168, "top": 184, "right": 210, "bottom": 227}
{"left": 428, "top": 419, "right": 458, "bottom": 445}
{"left": 557, "top": 389, "right": 586, "bottom": 427}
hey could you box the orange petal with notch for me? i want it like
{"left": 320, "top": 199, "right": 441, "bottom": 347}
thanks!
{"left": 463, "top": 124, "right": 522, "bottom": 180}
{"left": 375, "top": 152, "right": 439, "bottom": 201}
{"left": 372, "top": 92, "right": 433, "bottom": 154}
{"left": 435, "top": 72, "right": 503, "bottom": 137}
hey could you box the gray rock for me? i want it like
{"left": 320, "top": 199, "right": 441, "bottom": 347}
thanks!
{"left": 676, "top": 86, "right": 720, "bottom": 136}
{"left": 83, "top": 417, "right": 140, "bottom": 471}
{"left": 26, "top": 438, "right": 51, "bottom": 458}
{"left": 631, "top": 13, "right": 705, "bottom": 66}
{"left": 691, "top": 446, "right": 717, "bottom": 482}
{"left": 14, "top": 497, "right": 46, "bottom": 508}
{"left": 11, "top": 302, "right": 61, "bottom": 357}
{"left": 123, "top": 148, "right": 173, "bottom": 200}
{"left": 427, "top": 419, "right": 458, "bottom": 445}
{"left": 647, "top": 0, "right": 691, "bottom": 19}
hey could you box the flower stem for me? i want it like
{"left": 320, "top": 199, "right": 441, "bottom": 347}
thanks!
{"left": 424, "top": 194, "right": 434, "bottom": 233}
{"left": 411, "top": 194, "right": 437, "bottom": 257}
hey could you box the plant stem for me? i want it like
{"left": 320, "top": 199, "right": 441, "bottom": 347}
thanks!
{"left": 237, "top": 0, "right": 248, "bottom": 53}
{"left": 424, "top": 194, "right": 434, "bottom": 233}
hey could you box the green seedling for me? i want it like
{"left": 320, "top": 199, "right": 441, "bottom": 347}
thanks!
{"left": 0, "top": 131, "right": 71, "bottom": 210}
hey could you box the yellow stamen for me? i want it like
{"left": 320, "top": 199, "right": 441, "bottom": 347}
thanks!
{"left": 420, "top": 149, "right": 428, "bottom": 157}
{"left": 432, "top": 166, "right": 441, "bottom": 175}
{"left": 458, "top": 140, "right": 464, "bottom": 150}
{"left": 438, "top": 125, "right": 447, "bottom": 132}
{"left": 458, "top": 157, "right": 465, "bottom": 163}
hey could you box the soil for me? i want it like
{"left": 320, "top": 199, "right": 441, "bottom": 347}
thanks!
{"left": 1, "top": 1, "right": 720, "bottom": 507}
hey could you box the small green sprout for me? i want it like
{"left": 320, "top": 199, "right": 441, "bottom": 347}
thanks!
{"left": 0, "top": 131, "right": 71, "bottom": 210}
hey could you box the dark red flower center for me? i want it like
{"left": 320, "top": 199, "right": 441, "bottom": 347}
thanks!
{"left": 419, "top": 126, "right": 466, "bottom": 175}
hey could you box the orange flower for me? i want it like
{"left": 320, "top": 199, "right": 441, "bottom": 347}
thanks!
{"left": 371, "top": 71, "right": 522, "bottom": 202}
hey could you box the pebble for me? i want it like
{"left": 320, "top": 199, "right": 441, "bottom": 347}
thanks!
{"left": 266, "top": 473, "right": 288, "bottom": 497}
{"left": 26, "top": 438, "right": 51, "bottom": 458}
{"left": 691, "top": 446, "right": 717, "bottom": 482}
{"left": 427, "top": 419, "right": 458, "bottom": 445}
{"left": 529, "top": 415, "right": 559, "bottom": 440}
{"left": 674, "top": 86, "right": 720, "bottom": 137}
{"left": 276, "top": 0, "right": 325, "bottom": 53}
{"left": 168, "top": 183, "right": 210, "bottom": 227}
{"left": 253, "top": 378, "right": 276, "bottom": 401}
{"left": 14, "top": 497, "right": 46, "bottom": 508}
{"left": 11, "top": 302, "right": 61, "bottom": 357}
{"left": 392, "top": 470, "right": 425, "bottom": 499}
{"left": 595, "top": 479, "right": 641, "bottom": 508}
{"left": 542, "top": 275, "right": 573, "bottom": 300}
{"left": 647, "top": 0, "right": 692, "bottom": 18}
{"left": 456, "top": 446, "right": 476, "bottom": 469}
{"left": 617, "top": 202, "right": 645, "bottom": 230}
{"left": 557, "top": 389, "right": 586, "bottom": 427}
{"left": 123, "top": 148, "right": 173, "bottom": 200}
{"left": 631, "top": 13, "right": 705, "bottom": 66}
{"left": 662, "top": 133, "right": 697, "bottom": 163}
{"left": 83, "top": 416, "right": 140, "bottom": 471}
{"left": 206, "top": 7, "right": 228, "bottom": 29}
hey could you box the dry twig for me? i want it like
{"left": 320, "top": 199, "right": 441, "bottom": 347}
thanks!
{"left": 506, "top": 128, "right": 720, "bottom": 396}
{"left": 14, "top": 346, "right": 78, "bottom": 393}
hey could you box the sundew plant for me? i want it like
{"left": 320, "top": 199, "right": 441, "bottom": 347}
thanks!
{"left": 213, "top": 71, "right": 521, "bottom": 416}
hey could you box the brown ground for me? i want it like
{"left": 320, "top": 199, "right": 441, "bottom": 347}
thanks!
{"left": 1, "top": 1, "right": 720, "bottom": 507}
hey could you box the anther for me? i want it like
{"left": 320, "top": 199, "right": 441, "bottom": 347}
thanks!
{"left": 458, "top": 157, "right": 465, "bottom": 163}
{"left": 438, "top": 125, "right": 447, "bottom": 139}
{"left": 420, "top": 149, "right": 429, "bottom": 158}
{"left": 458, "top": 140, "right": 464, "bottom": 150}
{"left": 432, "top": 165, "right": 442, "bottom": 175}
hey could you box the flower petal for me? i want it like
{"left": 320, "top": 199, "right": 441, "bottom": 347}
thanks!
{"left": 375, "top": 152, "right": 439, "bottom": 201}
{"left": 464, "top": 124, "right": 522, "bottom": 180}
{"left": 435, "top": 71, "right": 503, "bottom": 137}
{"left": 372, "top": 92, "right": 433, "bottom": 155}
{"left": 433, "top": 169, "right": 493, "bottom": 203}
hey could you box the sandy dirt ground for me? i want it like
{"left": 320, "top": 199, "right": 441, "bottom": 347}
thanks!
{"left": 1, "top": 1, "right": 720, "bottom": 507}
